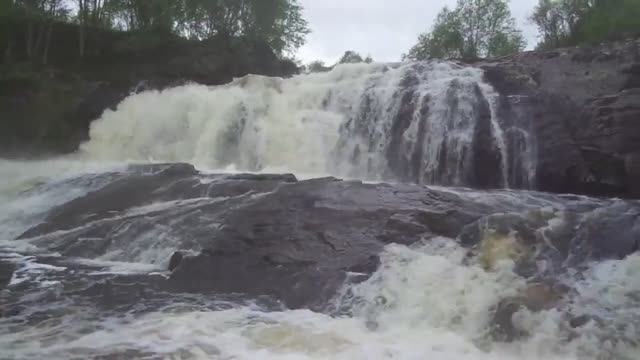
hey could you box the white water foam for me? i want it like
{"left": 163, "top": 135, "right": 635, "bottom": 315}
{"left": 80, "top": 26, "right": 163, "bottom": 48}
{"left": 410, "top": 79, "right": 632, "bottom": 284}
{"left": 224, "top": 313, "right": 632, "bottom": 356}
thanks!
{"left": 80, "top": 63, "right": 384, "bottom": 177}
{"left": 79, "top": 62, "right": 515, "bottom": 186}
{"left": 3, "top": 239, "right": 637, "bottom": 359}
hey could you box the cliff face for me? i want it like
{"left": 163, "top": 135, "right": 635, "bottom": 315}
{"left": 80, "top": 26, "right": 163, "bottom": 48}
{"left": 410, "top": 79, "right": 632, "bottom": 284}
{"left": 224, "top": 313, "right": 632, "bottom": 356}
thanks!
{"left": 480, "top": 38, "right": 640, "bottom": 198}
{"left": 0, "top": 25, "right": 297, "bottom": 155}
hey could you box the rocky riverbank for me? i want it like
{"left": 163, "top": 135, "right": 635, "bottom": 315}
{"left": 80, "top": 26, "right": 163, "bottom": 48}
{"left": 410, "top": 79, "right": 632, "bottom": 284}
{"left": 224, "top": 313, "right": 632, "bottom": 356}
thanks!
{"left": 2, "top": 162, "right": 639, "bottom": 354}
{"left": 480, "top": 38, "right": 640, "bottom": 197}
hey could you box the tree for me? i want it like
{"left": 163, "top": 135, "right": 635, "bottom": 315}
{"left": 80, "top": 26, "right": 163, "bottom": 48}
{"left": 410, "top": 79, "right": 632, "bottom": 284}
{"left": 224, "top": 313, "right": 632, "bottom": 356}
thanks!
{"left": 1, "top": 0, "right": 312, "bottom": 63}
{"left": 404, "top": 7, "right": 464, "bottom": 60}
{"left": 307, "top": 60, "right": 330, "bottom": 72}
{"left": 337, "top": 50, "right": 373, "bottom": 64}
{"left": 247, "top": 0, "right": 310, "bottom": 55}
{"left": 174, "top": 0, "right": 309, "bottom": 56}
{"left": 338, "top": 50, "right": 363, "bottom": 63}
{"left": 0, "top": 0, "right": 70, "bottom": 63}
{"left": 530, "top": 0, "right": 640, "bottom": 49}
{"left": 405, "top": 0, "right": 525, "bottom": 61}
{"left": 576, "top": 0, "right": 640, "bottom": 43}
{"left": 530, "top": 0, "right": 568, "bottom": 49}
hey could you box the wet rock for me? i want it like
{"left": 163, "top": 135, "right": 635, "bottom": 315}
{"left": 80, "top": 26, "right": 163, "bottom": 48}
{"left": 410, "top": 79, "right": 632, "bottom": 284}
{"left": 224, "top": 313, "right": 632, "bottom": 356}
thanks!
{"left": 168, "top": 252, "right": 184, "bottom": 272}
{"left": 571, "top": 201, "right": 640, "bottom": 262}
{"left": 470, "top": 84, "right": 504, "bottom": 188}
{"left": 479, "top": 39, "right": 640, "bottom": 198}
{"left": 569, "top": 314, "right": 592, "bottom": 328}
{"left": 519, "top": 283, "right": 566, "bottom": 311}
{"left": 74, "top": 274, "right": 168, "bottom": 311}
{"left": 16, "top": 165, "right": 640, "bottom": 310}
{"left": 127, "top": 163, "right": 197, "bottom": 176}
{"left": 17, "top": 166, "right": 501, "bottom": 309}
{"left": 226, "top": 173, "right": 298, "bottom": 183}
{"left": 93, "top": 349, "right": 158, "bottom": 360}
{"left": 491, "top": 282, "right": 567, "bottom": 342}
{"left": 491, "top": 300, "right": 527, "bottom": 342}
{"left": 572, "top": 89, "right": 640, "bottom": 197}
{"left": 17, "top": 169, "right": 290, "bottom": 240}
{"left": 0, "top": 260, "right": 15, "bottom": 290}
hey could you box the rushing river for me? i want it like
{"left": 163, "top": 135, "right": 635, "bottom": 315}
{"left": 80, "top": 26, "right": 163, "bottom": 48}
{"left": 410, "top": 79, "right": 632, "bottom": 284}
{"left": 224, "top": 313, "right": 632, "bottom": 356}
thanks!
{"left": 1, "top": 63, "right": 639, "bottom": 360}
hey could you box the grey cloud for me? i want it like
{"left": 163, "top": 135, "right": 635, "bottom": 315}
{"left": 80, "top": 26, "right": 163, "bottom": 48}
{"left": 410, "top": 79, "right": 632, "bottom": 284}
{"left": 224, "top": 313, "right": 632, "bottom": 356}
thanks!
{"left": 298, "top": 0, "right": 539, "bottom": 63}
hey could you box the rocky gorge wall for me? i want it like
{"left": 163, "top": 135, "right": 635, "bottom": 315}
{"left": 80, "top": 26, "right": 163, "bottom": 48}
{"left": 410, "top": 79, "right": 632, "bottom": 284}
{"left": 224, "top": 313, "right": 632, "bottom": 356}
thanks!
{"left": 480, "top": 38, "right": 640, "bottom": 198}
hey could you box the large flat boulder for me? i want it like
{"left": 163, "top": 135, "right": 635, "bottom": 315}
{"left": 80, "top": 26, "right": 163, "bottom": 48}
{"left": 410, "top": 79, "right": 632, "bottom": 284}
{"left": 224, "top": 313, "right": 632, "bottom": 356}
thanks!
{"left": 15, "top": 164, "right": 640, "bottom": 310}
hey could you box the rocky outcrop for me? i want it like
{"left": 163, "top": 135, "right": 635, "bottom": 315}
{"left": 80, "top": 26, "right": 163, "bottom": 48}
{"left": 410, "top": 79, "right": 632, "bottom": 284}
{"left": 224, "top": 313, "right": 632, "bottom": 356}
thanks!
{"left": 0, "top": 260, "right": 14, "bottom": 291}
{"left": 17, "top": 164, "right": 640, "bottom": 311}
{"left": 573, "top": 89, "right": 640, "bottom": 196}
{"left": 480, "top": 38, "right": 640, "bottom": 197}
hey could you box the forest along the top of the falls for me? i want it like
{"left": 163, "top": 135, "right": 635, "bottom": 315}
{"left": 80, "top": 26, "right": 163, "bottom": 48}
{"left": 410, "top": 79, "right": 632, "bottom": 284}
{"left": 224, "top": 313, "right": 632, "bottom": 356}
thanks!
{"left": 77, "top": 61, "right": 532, "bottom": 190}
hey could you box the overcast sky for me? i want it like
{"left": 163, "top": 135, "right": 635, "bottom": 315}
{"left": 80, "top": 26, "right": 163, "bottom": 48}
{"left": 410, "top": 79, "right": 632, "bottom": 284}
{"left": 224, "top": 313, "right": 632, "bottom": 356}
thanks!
{"left": 297, "top": 0, "right": 539, "bottom": 63}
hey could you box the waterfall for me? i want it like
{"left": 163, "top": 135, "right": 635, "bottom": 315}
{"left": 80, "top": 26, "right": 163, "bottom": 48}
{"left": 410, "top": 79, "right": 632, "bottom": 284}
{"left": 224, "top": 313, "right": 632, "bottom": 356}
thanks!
{"left": 81, "top": 61, "right": 533, "bottom": 188}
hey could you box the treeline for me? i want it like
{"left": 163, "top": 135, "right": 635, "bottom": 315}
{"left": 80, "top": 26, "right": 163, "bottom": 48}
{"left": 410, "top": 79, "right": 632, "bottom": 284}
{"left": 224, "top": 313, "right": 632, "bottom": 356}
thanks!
{"left": 405, "top": 0, "right": 525, "bottom": 61}
{"left": 531, "top": 0, "right": 640, "bottom": 50}
{"left": 304, "top": 50, "right": 373, "bottom": 73}
{"left": 404, "top": 0, "right": 640, "bottom": 61}
{"left": 1, "top": 0, "right": 310, "bottom": 65}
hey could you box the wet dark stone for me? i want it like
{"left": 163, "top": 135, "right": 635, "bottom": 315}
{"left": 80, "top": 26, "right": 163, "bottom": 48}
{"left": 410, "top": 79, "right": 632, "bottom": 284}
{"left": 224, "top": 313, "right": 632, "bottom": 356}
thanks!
{"left": 0, "top": 260, "right": 15, "bottom": 291}
{"left": 470, "top": 84, "right": 504, "bottom": 188}
{"left": 127, "top": 162, "right": 197, "bottom": 176}
{"left": 15, "top": 164, "right": 640, "bottom": 311}
{"left": 168, "top": 252, "right": 184, "bottom": 272}
{"left": 16, "top": 166, "right": 499, "bottom": 309}
{"left": 479, "top": 39, "right": 640, "bottom": 198}
{"left": 570, "top": 314, "right": 592, "bottom": 328}
{"left": 225, "top": 173, "right": 298, "bottom": 183}
{"left": 491, "top": 300, "right": 526, "bottom": 342}
{"left": 571, "top": 201, "right": 640, "bottom": 262}
{"left": 491, "top": 283, "right": 565, "bottom": 342}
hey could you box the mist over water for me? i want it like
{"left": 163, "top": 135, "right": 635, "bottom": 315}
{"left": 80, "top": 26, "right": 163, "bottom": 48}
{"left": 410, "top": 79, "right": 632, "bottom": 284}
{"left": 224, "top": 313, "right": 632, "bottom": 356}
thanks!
{"left": 1, "top": 63, "right": 638, "bottom": 360}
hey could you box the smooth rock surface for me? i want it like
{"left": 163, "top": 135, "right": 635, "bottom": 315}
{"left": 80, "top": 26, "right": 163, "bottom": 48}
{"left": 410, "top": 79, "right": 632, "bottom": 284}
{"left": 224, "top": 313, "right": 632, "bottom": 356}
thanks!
{"left": 15, "top": 164, "right": 640, "bottom": 310}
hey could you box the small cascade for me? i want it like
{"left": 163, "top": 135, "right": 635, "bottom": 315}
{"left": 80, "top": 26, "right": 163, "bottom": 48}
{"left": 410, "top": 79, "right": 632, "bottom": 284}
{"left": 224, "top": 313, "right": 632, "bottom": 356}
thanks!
{"left": 337, "top": 62, "right": 510, "bottom": 188}
{"left": 81, "top": 61, "right": 534, "bottom": 188}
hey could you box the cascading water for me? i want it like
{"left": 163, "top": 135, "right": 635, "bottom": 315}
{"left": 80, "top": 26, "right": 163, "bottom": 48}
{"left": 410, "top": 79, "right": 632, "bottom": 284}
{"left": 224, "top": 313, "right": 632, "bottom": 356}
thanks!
{"left": 80, "top": 61, "right": 531, "bottom": 188}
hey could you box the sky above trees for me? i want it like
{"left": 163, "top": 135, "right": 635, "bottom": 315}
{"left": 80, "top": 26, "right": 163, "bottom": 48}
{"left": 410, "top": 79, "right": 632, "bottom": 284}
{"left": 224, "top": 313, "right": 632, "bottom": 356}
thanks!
{"left": 298, "top": 0, "right": 538, "bottom": 63}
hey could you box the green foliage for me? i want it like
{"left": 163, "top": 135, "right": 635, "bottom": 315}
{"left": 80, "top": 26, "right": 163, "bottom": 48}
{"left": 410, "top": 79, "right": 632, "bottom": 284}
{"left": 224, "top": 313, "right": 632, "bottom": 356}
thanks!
{"left": 337, "top": 50, "right": 373, "bottom": 64}
{"left": 405, "top": 7, "right": 464, "bottom": 60}
{"left": 338, "top": 50, "right": 363, "bottom": 64}
{"left": 531, "top": 0, "right": 640, "bottom": 49}
{"left": 405, "top": 0, "right": 525, "bottom": 61}
{"left": 2, "top": 0, "right": 311, "bottom": 62}
{"left": 307, "top": 60, "right": 329, "bottom": 73}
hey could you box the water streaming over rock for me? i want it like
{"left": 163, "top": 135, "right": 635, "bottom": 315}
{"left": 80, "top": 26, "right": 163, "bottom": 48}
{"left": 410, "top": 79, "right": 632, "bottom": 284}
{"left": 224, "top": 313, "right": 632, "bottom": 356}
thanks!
{"left": 80, "top": 62, "right": 534, "bottom": 188}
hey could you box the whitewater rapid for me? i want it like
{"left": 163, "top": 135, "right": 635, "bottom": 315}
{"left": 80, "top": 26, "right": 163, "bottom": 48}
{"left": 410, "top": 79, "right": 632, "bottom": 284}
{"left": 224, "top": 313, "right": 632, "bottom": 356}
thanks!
{"left": 0, "top": 159, "right": 638, "bottom": 359}
{"left": 80, "top": 62, "right": 530, "bottom": 187}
